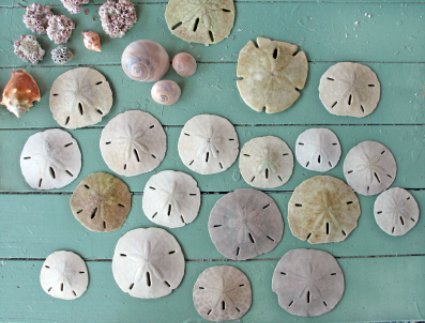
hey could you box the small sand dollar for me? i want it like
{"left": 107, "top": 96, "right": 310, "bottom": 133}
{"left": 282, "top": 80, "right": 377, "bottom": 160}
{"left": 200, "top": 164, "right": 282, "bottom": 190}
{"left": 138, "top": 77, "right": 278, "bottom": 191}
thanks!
{"left": 295, "top": 128, "right": 341, "bottom": 172}
{"left": 49, "top": 67, "right": 113, "bottom": 129}
{"left": 237, "top": 37, "right": 308, "bottom": 114}
{"left": 100, "top": 110, "right": 167, "bottom": 177}
{"left": 193, "top": 266, "right": 252, "bottom": 321}
{"left": 112, "top": 228, "right": 185, "bottom": 299}
{"left": 374, "top": 188, "right": 420, "bottom": 236}
{"left": 20, "top": 129, "right": 81, "bottom": 190}
{"left": 142, "top": 170, "right": 201, "bottom": 228}
{"left": 288, "top": 176, "right": 361, "bottom": 244}
{"left": 178, "top": 114, "right": 239, "bottom": 175}
{"left": 165, "top": 0, "right": 235, "bottom": 45}
{"left": 319, "top": 62, "right": 380, "bottom": 118}
{"left": 70, "top": 172, "right": 132, "bottom": 232}
{"left": 343, "top": 141, "right": 396, "bottom": 196}
{"left": 40, "top": 250, "right": 88, "bottom": 300}
{"left": 272, "top": 249, "right": 345, "bottom": 317}
{"left": 209, "top": 189, "right": 283, "bottom": 260}
{"left": 239, "top": 136, "right": 294, "bottom": 189}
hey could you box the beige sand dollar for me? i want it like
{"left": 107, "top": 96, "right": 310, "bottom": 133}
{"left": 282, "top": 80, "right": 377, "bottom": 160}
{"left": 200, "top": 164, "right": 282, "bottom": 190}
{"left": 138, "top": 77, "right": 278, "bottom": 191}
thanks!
{"left": 288, "top": 176, "right": 361, "bottom": 244}
{"left": 237, "top": 37, "right": 308, "bottom": 114}
{"left": 165, "top": 0, "right": 235, "bottom": 45}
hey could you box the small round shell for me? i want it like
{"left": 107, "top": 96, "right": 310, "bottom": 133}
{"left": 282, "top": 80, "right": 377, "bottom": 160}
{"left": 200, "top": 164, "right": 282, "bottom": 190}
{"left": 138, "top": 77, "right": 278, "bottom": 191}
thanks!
{"left": 23, "top": 3, "right": 53, "bottom": 34}
{"left": 151, "top": 80, "right": 181, "bottom": 106}
{"left": 172, "top": 52, "right": 197, "bottom": 77}
{"left": 61, "top": 0, "right": 89, "bottom": 14}
{"left": 40, "top": 251, "right": 89, "bottom": 300}
{"left": 47, "top": 15, "right": 75, "bottom": 44}
{"left": 51, "top": 46, "right": 74, "bottom": 64}
{"left": 13, "top": 34, "right": 45, "bottom": 65}
{"left": 374, "top": 188, "right": 420, "bottom": 236}
{"left": 82, "top": 31, "right": 102, "bottom": 52}
{"left": 99, "top": 0, "right": 137, "bottom": 38}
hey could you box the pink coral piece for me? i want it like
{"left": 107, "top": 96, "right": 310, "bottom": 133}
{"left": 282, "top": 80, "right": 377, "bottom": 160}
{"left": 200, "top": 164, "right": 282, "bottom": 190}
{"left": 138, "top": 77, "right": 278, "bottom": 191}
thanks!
{"left": 47, "top": 15, "right": 75, "bottom": 44}
{"left": 61, "top": 0, "right": 90, "bottom": 14}
{"left": 82, "top": 31, "right": 102, "bottom": 52}
{"left": 99, "top": 0, "right": 137, "bottom": 38}
{"left": 23, "top": 3, "right": 53, "bottom": 34}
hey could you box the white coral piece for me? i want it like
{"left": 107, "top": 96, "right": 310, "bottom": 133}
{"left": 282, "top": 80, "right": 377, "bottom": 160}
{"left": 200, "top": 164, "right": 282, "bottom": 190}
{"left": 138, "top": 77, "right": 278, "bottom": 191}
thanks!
{"left": 61, "top": 0, "right": 90, "bottom": 14}
{"left": 47, "top": 15, "right": 75, "bottom": 44}
{"left": 13, "top": 35, "right": 45, "bottom": 65}
{"left": 23, "top": 3, "right": 53, "bottom": 34}
{"left": 99, "top": 0, "right": 137, "bottom": 38}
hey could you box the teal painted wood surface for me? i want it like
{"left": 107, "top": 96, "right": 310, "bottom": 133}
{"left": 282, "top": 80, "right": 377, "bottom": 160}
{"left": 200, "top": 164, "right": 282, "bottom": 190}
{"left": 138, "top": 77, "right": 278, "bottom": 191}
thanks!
{"left": 0, "top": 1, "right": 424, "bottom": 322}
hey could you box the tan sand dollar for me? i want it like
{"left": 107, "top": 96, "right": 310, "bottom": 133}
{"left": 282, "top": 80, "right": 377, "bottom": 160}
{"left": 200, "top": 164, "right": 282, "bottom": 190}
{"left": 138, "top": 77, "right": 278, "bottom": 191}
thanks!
{"left": 237, "top": 37, "right": 308, "bottom": 114}
{"left": 288, "top": 176, "right": 361, "bottom": 244}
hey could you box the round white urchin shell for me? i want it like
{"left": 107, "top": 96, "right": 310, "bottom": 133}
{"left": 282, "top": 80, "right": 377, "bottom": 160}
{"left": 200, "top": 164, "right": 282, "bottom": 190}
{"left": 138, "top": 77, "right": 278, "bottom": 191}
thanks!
{"left": 172, "top": 52, "right": 197, "bottom": 77}
{"left": 112, "top": 228, "right": 185, "bottom": 299}
{"left": 193, "top": 266, "right": 252, "bottom": 321}
{"left": 374, "top": 188, "right": 420, "bottom": 236}
{"left": 178, "top": 114, "right": 239, "bottom": 175}
{"left": 151, "top": 80, "right": 181, "bottom": 106}
{"left": 49, "top": 67, "right": 113, "bottom": 129}
{"left": 51, "top": 46, "right": 73, "bottom": 65}
{"left": 209, "top": 189, "right": 283, "bottom": 260}
{"left": 295, "top": 128, "right": 341, "bottom": 172}
{"left": 99, "top": 0, "right": 137, "bottom": 38}
{"left": 319, "top": 62, "right": 381, "bottom": 118}
{"left": 343, "top": 141, "right": 397, "bottom": 196}
{"left": 142, "top": 170, "right": 201, "bottom": 228}
{"left": 40, "top": 251, "right": 89, "bottom": 300}
{"left": 46, "top": 15, "right": 75, "bottom": 45}
{"left": 23, "top": 3, "right": 53, "bottom": 34}
{"left": 100, "top": 110, "right": 167, "bottom": 177}
{"left": 13, "top": 34, "right": 45, "bottom": 65}
{"left": 272, "top": 249, "right": 345, "bottom": 317}
{"left": 20, "top": 129, "right": 82, "bottom": 190}
{"left": 239, "top": 136, "right": 294, "bottom": 189}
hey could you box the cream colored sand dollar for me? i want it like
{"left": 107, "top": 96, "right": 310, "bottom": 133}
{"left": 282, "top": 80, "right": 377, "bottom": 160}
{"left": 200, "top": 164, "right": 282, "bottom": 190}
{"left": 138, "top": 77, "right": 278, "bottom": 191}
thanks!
{"left": 20, "top": 129, "right": 81, "bottom": 190}
{"left": 193, "top": 266, "right": 252, "bottom": 321}
{"left": 343, "top": 141, "right": 396, "bottom": 196}
{"left": 178, "top": 114, "right": 239, "bottom": 175}
{"left": 40, "top": 250, "right": 88, "bottom": 300}
{"left": 272, "top": 249, "right": 345, "bottom": 317}
{"left": 374, "top": 188, "right": 420, "bottom": 236}
{"left": 239, "top": 136, "right": 293, "bottom": 189}
{"left": 100, "top": 110, "right": 167, "bottom": 177}
{"left": 142, "top": 170, "right": 201, "bottom": 228}
{"left": 209, "top": 189, "right": 283, "bottom": 260}
{"left": 70, "top": 172, "right": 132, "bottom": 232}
{"left": 295, "top": 128, "right": 341, "bottom": 172}
{"left": 112, "top": 228, "right": 185, "bottom": 299}
{"left": 165, "top": 0, "right": 235, "bottom": 45}
{"left": 236, "top": 37, "right": 308, "bottom": 114}
{"left": 288, "top": 176, "right": 360, "bottom": 244}
{"left": 49, "top": 67, "right": 113, "bottom": 129}
{"left": 319, "top": 62, "right": 380, "bottom": 118}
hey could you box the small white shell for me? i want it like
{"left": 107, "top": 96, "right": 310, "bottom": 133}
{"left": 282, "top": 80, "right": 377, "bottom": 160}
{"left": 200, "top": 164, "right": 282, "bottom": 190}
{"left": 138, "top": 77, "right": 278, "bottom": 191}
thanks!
{"left": 172, "top": 52, "right": 197, "bottom": 77}
{"left": 374, "top": 188, "right": 420, "bottom": 236}
{"left": 20, "top": 129, "right": 81, "bottom": 190}
{"left": 40, "top": 251, "right": 88, "bottom": 300}
{"left": 151, "top": 80, "right": 181, "bottom": 106}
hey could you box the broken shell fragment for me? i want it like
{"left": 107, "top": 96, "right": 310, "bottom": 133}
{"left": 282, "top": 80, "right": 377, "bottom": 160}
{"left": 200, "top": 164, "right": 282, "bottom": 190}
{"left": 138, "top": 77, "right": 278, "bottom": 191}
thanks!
{"left": 239, "top": 136, "right": 294, "bottom": 189}
{"left": 1, "top": 69, "right": 41, "bottom": 118}
{"left": 61, "top": 0, "right": 89, "bottom": 14}
{"left": 142, "top": 170, "right": 201, "bottom": 228}
{"left": 23, "top": 3, "right": 53, "bottom": 34}
{"left": 151, "top": 80, "right": 181, "bottom": 106}
{"left": 13, "top": 34, "right": 45, "bottom": 65}
{"left": 71, "top": 172, "right": 132, "bottom": 232}
{"left": 51, "top": 46, "right": 74, "bottom": 64}
{"left": 209, "top": 189, "right": 283, "bottom": 260}
{"left": 374, "top": 188, "right": 420, "bottom": 236}
{"left": 193, "top": 266, "right": 252, "bottom": 321}
{"left": 99, "top": 0, "right": 137, "bottom": 38}
{"left": 47, "top": 15, "right": 75, "bottom": 44}
{"left": 40, "top": 250, "right": 89, "bottom": 300}
{"left": 272, "top": 249, "right": 345, "bottom": 317}
{"left": 288, "top": 176, "right": 361, "bottom": 244}
{"left": 319, "top": 62, "right": 381, "bottom": 118}
{"left": 237, "top": 37, "right": 308, "bottom": 114}
{"left": 100, "top": 110, "right": 167, "bottom": 177}
{"left": 112, "top": 228, "right": 185, "bottom": 299}
{"left": 49, "top": 67, "right": 113, "bottom": 129}
{"left": 82, "top": 31, "right": 102, "bottom": 52}
{"left": 172, "top": 52, "right": 197, "bottom": 77}
{"left": 20, "top": 129, "right": 82, "bottom": 190}
{"left": 343, "top": 141, "right": 396, "bottom": 196}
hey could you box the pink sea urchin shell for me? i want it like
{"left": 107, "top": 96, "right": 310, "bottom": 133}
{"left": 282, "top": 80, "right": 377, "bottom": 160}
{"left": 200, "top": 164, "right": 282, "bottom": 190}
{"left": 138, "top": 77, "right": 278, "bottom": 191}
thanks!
{"left": 47, "top": 15, "right": 75, "bottom": 44}
{"left": 13, "top": 35, "right": 45, "bottom": 65}
{"left": 82, "top": 31, "right": 102, "bottom": 52}
{"left": 61, "top": 0, "right": 90, "bottom": 14}
{"left": 172, "top": 52, "right": 197, "bottom": 78}
{"left": 151, "top": 80, "right": 181, "bottom": 106}
{"left": 99, "top": 0, "right": 137, "bottom": 38}
{"left": 23, "top": 3, "right": 53, "bottom": 34}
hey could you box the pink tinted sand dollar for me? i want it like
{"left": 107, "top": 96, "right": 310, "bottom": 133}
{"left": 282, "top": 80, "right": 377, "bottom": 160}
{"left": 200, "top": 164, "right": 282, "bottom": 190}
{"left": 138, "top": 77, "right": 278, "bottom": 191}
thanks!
{"left": 172, "top": 52, "right": 197, "bottom": 77}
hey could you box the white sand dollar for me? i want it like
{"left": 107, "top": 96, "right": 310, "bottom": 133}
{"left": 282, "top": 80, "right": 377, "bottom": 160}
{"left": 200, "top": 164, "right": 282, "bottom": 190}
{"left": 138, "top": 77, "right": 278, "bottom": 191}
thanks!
{"left": 209, "top": 189, "right": 283, "bottom": 260}
{"left": 142, "top": 170, "right": 201, "bottom": 228}
{"left": 112, "top": 228, "right": 185, "bottom": 299}
{"left": 239, "top": 136, "right": 293, "bottom": 189}
{"left": 193, "top": 266, "right": 252, "bottom": 321}
{"left": 165, "top": 0, "right": 235, "bottom": 45}
{"left": 236, "top": 37, "right": 308, "bottom": 114}
{"left": 272, "top": 249, "right": 345, "bottom": 317}
{"left": 40, "top": 250, "right": 88, "bottom": 300}
{"left": 178, "top": 114, "right": 239, "bottom": 175}
{"left": 20, "top": 129, "right": 81, "bottom": 190}
{"left": 295, "top": 128, "right": 341, "bottom": 172}
{"left": 288, "top": 176, "right": 361, "bottom": 244}
{"left": 343, "top": 141, "right": 396, "bottom": 196}
{"left": 374, "top": 188, "right": 420, "bottom": 236}
{"left": 49, "top": 67, "right": 113, "bottom": 129}
{"left": 319, "top": 62, "right": 380, "bottom": 118}
{"left": 100, "top": 110, "right": 167, "bottom": 177}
